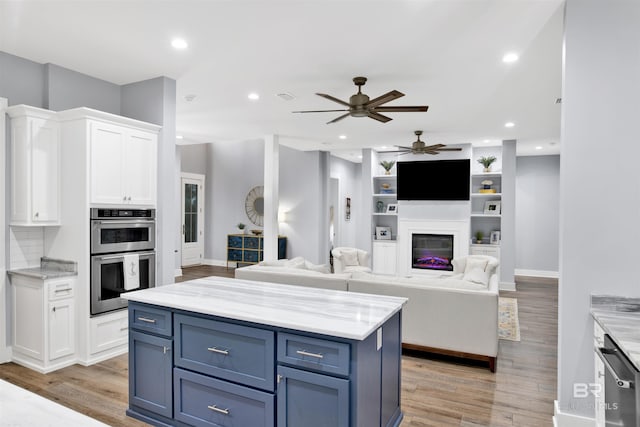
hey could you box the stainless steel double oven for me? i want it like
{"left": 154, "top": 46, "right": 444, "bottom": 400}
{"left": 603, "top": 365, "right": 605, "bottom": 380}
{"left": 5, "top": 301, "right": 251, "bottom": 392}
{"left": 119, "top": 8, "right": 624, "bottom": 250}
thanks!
{"left": 90, "top": 208, "right": 156, "bottom": 315}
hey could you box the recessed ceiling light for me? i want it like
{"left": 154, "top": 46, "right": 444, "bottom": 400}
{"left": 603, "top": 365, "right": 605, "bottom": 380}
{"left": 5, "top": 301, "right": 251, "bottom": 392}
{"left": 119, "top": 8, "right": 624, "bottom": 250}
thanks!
{"left": 380, "top": 146, "right": 388, "bottom": 149}
{"left": 176, "top": 135, "right": 184, "bottom": 140}
{"left": 502, "top": 52, "right": 519, "bottom": 63}
{"left": 339, "top": 135, "right": 347, "bottom": 140}
{"left": 504, "top": 122, "right": 515, "bottom": 128}
{"left": 535, "top": 146, "right": 543, "bottom": 150}
{"left": 171, "top": 38, "right": 188, "bottom": 50}
{"left": 483, "top": 139, "right": 491, "bottom": 143}
{"left": 248, "top": 93, "right": 260, "bottom": 101}
{"left": 357, "top": 155, "right": 363, "bottom": 159}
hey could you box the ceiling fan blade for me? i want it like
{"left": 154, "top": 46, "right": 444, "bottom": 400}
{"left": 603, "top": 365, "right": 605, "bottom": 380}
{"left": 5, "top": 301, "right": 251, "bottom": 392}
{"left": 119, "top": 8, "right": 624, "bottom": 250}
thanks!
{"left": 292, "top": 109, "right": 349, "bottom": 113}
{"left": 316, "top": 93, "right": 351, "bottom": 107}
{"left": 434, "top": 147, "right": 463, "bottom": 151}
{"left": 374, "top": 106, "right": 429, "bottom": 112}
{"left": 367, "top": 111, "right": 392, "bottom": 123}
{"left": 424, "top": 144, "right": 446, "bottom": 150}
{"left": 378, "top": 149, "right": 408, "bottom": 153}
{"left": 326, "top": 112, "right": 350, "bottom": 124}
{"left": 365, "top": 90, "right": 404, "bottom": 109}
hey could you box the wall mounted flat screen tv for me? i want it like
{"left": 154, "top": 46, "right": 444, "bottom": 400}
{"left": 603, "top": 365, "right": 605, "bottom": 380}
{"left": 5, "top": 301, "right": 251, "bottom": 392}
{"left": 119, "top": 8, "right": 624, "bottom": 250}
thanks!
{"left": 397, "top": 159, "right": 470, "bottom": 201}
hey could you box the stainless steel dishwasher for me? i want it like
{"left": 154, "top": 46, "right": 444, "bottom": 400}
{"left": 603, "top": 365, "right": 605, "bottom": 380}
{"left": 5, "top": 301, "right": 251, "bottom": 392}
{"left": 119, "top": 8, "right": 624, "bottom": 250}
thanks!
{"left": 596, "top": 334, "right": 640, "bottom": 426}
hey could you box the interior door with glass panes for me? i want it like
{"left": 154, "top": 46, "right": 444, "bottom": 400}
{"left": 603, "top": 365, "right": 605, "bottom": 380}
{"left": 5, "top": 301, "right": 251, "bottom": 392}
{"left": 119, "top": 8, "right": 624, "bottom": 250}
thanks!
{"left": 181, "top": 174, "right": 205, "bottom": 266}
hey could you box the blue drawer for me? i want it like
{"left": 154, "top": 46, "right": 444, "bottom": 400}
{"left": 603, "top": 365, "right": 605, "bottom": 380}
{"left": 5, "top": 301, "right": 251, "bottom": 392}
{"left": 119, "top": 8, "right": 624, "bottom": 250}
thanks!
{"left": 174, "top": 368, "right": 274, "bottom": 427}
{"left": 277, "top": 333, "right": 350, "bottom": 377}
{"left": 129, "top": 303, "right": 172, "bottom": 337}
{"left": 227, "top": 249, "right": 243, "bottom": 262}
{"left": 244, "top": 250, "right": 259, "bottom": 263}
{"left": 174, "top": 314, "right": 275, "bottom": 391}
{"left": 227, "top": 235, "right": 243, "bottom": 249}
{"left": 244, "top": 236, "right": 261, "bottom": 249}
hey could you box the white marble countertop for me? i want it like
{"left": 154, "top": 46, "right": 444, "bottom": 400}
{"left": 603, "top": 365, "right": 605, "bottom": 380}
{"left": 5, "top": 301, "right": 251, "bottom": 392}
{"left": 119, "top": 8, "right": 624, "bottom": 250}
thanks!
{"left": 122, "top": 276, "right": 407, "bottom": 341}
{"left": 591, "top": 295, "right": 640, "bottom": 371}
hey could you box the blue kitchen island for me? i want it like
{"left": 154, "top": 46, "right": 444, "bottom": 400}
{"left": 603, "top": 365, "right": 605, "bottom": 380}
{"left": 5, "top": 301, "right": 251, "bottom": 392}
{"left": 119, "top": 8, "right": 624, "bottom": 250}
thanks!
{"left": 121, "top": 276, "right": 406, "bottom": 427}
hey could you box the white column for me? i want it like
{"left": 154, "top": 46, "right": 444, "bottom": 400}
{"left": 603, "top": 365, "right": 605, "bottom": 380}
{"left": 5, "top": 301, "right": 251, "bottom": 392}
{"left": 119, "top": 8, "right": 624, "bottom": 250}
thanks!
{"left": 263, "top": 135, "right": 280, "bottom": 261}
{"left": 0, "top": 97, "right": 8, "bottom": 362}
{"left": 499, "top": 140, "right": 516, "bottom": 289}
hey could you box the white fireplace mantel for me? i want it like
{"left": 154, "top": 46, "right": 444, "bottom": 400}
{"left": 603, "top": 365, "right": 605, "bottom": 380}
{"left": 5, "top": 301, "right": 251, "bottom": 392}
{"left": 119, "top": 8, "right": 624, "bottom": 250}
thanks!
{"left": 397, "top": 219, "right": 470, "bottom": 276}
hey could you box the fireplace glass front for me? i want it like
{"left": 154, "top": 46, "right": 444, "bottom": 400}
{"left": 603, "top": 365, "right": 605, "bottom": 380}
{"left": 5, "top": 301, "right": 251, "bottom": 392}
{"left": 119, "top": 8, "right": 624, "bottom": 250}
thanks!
{"left": 412, "top": 233, "right": 454, "bottom": 271}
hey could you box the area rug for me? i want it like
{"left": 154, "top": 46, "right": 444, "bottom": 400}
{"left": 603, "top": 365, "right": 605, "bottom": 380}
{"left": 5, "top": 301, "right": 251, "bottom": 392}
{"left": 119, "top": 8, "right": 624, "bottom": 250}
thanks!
{"left": 498, "top": 297, "right": 521, "bottom": 341}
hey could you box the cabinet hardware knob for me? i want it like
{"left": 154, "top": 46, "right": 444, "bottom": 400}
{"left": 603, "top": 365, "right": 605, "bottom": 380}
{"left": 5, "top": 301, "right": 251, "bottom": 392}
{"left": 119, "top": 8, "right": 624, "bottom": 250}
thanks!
{"left": 207, "top": 347, "right": 229, "bottom": 355}
{"left": 296, "top": 349, "right": 324, "bottom": 359}
{"left": 277, "top": 374, "right": 284, "bottom": 384}
{"left": 123, "top": 196, "right": 127, "bottom": 201}
{"left": 34, "top": 212, "right": 39, "bottom": 218}
{"left": 137, "top": 316, "right": 156, "bottom": 324}
{"left": 163, "top": 346, "right": 171, "bottom": 354}
{"left": 207, "top": 405, "right": 230, "bottom": 415}
{"left": 52, "top": 307, "right": 56, "bottom": 312}
{"left": 128, "top": 196, "right": 132, "bottom": 201}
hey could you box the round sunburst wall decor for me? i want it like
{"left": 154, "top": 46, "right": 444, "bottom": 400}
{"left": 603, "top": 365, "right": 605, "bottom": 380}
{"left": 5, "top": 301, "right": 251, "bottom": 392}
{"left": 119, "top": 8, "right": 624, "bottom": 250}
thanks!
{"left": 245, "top": 185, "right": 264, "bottom": 226}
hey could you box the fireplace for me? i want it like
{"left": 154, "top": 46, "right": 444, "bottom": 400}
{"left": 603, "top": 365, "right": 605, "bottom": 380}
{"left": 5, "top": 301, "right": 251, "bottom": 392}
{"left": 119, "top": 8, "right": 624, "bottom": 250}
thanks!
{"left": 412, "top": 234, "right": 454, "bottom": 271}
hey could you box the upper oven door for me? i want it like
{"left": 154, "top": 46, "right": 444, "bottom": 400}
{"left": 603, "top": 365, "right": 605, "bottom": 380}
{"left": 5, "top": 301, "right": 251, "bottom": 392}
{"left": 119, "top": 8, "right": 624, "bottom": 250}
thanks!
{"left": 91, "top": 219, "right": 156, "bottom": 254}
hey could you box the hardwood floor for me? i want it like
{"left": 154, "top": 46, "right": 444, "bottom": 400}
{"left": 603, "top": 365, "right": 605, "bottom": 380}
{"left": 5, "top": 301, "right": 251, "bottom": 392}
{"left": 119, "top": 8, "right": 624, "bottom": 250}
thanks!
{"left": 0, "top": 267, "right": 557, "bottom": 427}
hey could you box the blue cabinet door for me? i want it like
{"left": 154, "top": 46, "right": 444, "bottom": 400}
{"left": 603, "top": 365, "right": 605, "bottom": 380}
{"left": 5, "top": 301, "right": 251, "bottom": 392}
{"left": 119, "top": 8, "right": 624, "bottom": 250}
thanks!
{"left": 277, "top": 365, "right": 349, "bottom": 427}
{"left": 129, "top": 331, "right": 173, "bottom": 418}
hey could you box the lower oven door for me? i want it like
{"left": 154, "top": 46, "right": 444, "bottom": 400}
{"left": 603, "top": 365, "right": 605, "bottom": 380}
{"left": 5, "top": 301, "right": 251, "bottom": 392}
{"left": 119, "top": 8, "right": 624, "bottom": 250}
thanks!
{"left": 90, "top": 251, "right": 156, "bottom": 316}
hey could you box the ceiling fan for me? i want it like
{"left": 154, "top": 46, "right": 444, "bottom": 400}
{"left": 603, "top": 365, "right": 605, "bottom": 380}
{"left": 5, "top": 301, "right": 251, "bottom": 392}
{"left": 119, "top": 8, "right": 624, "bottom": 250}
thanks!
{"left": 380, "top": 130, "right": 463, "bottom": 155}
{"left": 293, "top": 76, "right": 428, "bottom": 124}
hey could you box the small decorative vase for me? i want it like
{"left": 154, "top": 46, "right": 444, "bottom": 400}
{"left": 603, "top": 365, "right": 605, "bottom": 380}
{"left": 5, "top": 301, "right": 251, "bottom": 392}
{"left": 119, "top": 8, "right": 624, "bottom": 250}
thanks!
{"left": 376, "top": 200, "right": 384, "bottom": 213}
{"left": 483, "top": 167, "right": 491, "bottom": 173}
{"left": 384, "top": 169, "right": 391, "bottom": 175}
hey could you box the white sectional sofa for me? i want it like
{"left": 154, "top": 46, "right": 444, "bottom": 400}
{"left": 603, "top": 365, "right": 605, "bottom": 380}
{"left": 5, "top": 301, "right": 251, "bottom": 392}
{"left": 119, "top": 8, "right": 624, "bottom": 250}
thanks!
{"left": 233, "top": 255, "right": 499, "bottom": 371}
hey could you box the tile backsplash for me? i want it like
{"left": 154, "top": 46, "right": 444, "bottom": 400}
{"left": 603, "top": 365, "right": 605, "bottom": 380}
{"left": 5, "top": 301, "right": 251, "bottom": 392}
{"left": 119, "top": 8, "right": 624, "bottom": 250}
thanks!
{"left": 9, "top": 227, "right": 44, "bottom": 269}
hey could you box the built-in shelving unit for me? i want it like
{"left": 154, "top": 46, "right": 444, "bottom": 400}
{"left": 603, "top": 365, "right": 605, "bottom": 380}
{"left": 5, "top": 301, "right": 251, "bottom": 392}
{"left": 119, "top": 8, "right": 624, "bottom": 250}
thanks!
{"left": 372, "top": 174, "right": 398, "bottom": 240}
{"left": 470, "top": 172, "right": 502, "bottom": 244}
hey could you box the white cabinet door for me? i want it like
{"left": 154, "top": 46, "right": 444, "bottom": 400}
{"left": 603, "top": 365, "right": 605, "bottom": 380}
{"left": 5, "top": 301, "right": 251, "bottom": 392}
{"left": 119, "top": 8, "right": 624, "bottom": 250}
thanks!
{"left": 31, "top": 118, "right": 60, "bottom": 223}
{"left": 125, "top": 130, "right": 157, "bottom": 206}
{"left": 373, "top": 241, "right": 397, "bottom": 275}
{"left": 49, "top": 298, "right": 75, "bottom": 360}
{"left": 8, "top": 106, "right": 60, "bottom": 225}
{"left": 90, "top": 121, "right": 157, "bottom": 206}
{"left": 90, "top": 121, "right": 126, "bottom": 205}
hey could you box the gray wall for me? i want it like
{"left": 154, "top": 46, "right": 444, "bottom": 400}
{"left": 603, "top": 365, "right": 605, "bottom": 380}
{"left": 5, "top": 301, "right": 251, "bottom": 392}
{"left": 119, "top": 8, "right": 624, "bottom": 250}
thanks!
{"left": 180, "top": 144, "right": 208, "bottom": 175}
{"left": 558, "top": 0, "right": 640, "bottom": 419}
{"left": 515, "top": 155, "right": 560, "bottom": 273}
{"left": 45, "top": 64, "right": 121, "bottom": 114}
{"left": 0, "top": 52, "right": 45, "bottom": 107}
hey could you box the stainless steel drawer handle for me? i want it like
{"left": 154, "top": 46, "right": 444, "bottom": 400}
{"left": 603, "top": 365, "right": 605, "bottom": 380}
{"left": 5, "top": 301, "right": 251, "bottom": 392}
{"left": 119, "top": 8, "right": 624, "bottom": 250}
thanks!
{"left": 596, "top": 347, "right": 634, "bottom": 388}
{"left": 296, "top": 349, "right": 324, "bottom": 359}
{"left": 207, "top": 347, "right": 229, "bottom": 355}
{"left": 54, "top": 288, "right": 72, "bottom": 293}
{"left": 207, "top": 405, "right": 230, "bottom": 415}
{"left": 137, "top": 317, "right": 156, "bottom": 324}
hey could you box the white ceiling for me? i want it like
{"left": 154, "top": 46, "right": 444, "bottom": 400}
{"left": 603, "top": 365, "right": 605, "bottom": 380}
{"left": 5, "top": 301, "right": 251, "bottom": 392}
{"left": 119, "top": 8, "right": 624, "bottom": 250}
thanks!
{"left": 0, "top": 0, "right": 564, "bottom": 161}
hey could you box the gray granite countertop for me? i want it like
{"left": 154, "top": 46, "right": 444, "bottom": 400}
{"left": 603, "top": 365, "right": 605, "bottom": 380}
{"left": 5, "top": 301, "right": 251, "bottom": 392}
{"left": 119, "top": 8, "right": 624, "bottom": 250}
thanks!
{"left": 8, "top": 257, "right": 77, "bottom": 280}
{"left": 591, "top": 295, "right": 640, "bottom": 371}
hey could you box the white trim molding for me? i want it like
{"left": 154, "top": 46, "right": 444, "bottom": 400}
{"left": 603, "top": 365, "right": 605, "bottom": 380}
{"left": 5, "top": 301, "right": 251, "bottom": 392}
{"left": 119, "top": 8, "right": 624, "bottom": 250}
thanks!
{"left": 515, "top": 269, "right": 559, "bottom": 279}
{"left": 203, "top": 259, "right": 227, "bottom": 267}
{"left": 553, "top": 401, "right": 595, "bottom": 427}
{"left": 174, "top": 268, "right": 183, "bottom": 278}
{"left": 499, "top": 281, "right": 516, "bottom": 291}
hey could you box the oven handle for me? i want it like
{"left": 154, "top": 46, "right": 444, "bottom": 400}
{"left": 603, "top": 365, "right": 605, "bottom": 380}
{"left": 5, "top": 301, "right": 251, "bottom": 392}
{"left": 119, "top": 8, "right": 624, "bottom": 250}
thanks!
{"left": 98, "top": 251, "right": 156, "bottom": 261}
{"left": 596, "top": 346, "right": 634, "bottom": 389}
{"left": 92, "top": 219, "right": 155, "bottom": 225}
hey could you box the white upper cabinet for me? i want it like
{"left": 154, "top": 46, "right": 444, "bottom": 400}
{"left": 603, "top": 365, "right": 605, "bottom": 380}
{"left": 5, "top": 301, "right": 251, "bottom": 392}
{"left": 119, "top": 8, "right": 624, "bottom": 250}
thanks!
{"left": 89, "top": 120, "right": 157, "bottom": 206}
{"left": 7, "top": 105, "right": 60, "bottom": 226}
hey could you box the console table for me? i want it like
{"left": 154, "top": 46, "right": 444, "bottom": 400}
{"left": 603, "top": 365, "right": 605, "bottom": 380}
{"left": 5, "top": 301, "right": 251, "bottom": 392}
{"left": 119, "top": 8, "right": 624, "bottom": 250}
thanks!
{"left": 227, "top": 234, "right": 286, "bottom": 268}
{"left": 122, "top": 277, "right": 406, "bottom": 427}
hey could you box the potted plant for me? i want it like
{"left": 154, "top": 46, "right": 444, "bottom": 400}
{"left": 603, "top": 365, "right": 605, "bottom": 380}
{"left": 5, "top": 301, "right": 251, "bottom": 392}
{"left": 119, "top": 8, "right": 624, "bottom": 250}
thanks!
{"left": 477, "top": 156, "right": 497, "bottom": 172}
{"left": 475, "top": 230, "right": 484, "bottom": 244}
{"left": 379, "top": 160, "right": 396, "bottom": 175}
{"left": 237, "top": 222, "right": 246, "bottom": 233}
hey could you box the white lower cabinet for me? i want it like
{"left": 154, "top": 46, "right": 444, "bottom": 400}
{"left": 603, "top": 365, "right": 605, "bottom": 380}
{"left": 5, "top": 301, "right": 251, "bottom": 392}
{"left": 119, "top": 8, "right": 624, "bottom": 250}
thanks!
{"left": 372, "top": 241, "right": 397, "bottom": 275}
{"left": 11, "top": 275, "right": 76, "bottom": 373}
{"left": 89, "top": 309, "right": 129, "bottom": 358}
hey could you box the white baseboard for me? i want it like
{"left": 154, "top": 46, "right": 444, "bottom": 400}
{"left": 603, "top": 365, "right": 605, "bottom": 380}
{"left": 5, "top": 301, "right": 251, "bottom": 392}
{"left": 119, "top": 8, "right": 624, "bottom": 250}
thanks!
{"left": 499, "top": 281, "right": 516, "bottom": 291}
{"left": 553, "top": 401, "right": 595, "bottom": 427}
{"left": 515, "top": 269, "right": 559, "bottom": 279}
{"left": 0, "top": 346, "right": 12, "bottom": 364}
{"left": 174, "top": 268, "right": 182, "bottom": 277}
{"left": 203, "top": 259, "right": 227, "bottom": 267}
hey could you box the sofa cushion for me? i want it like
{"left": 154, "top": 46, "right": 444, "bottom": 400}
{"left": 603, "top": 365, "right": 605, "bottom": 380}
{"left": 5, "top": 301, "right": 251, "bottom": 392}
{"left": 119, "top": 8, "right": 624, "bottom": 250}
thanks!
{"left": 452, "top": 255, "right": 499, "bottom": 276}
{"left": 350, "top": 272, "right": 489, "bottom": 291}
{"left": 304, "top": 261, "right": 331, "bottom": 274}
{"left": 260, "top": 257, "right": 306, "bottom": 268}
{"left": 462, "top": 267, "right": 490, "bottom": 286}
{"left": 464, "top": 258, "right": 488, "bottom": 274}
{"left": 344, "top": 265, "right": 372, "bottom": 273}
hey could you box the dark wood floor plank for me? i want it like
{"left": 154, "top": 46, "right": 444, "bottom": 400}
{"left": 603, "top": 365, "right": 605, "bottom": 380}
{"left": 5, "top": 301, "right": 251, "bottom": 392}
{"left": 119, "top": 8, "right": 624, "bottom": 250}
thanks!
{"left": 0, "top": 267, "right": 557, "bottom": 426}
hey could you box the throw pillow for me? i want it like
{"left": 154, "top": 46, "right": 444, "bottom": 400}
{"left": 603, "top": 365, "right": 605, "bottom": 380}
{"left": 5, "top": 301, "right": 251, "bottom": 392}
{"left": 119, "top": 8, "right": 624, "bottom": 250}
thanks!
{"left": 451, "top": 258, "right": 466, "bottom": 274}
{"left": 464, "top": 257, "right": 488, "bottom": 274}
{"left": 283, "top": 257, "right": 306, "bottom": 269}
{"left": 462, "top": 267, "right": 490, "bottom": 286}
{"left": 305, "top": 261, "right": 331, "bottom": 274}
{"left": 340, "top": 250, "right": 359, "bottom": 267}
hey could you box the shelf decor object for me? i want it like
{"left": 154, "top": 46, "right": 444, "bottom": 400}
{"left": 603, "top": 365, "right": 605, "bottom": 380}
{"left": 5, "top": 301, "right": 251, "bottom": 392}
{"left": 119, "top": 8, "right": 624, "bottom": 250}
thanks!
{"left": 380, "top": 160, "right": 396, "bottom": 175}
{"left": 376, "top": 226, "right": 392, "bottom": 240}
{"left": 477, "top": 156, "right": 497, "bottom": 173}
{"left": 483, "top": 200, "right": 501, "bottom": 215}
{"left": 386, "top": 204, "right": 398, "bottom": 214}
{"left": 490, "top": 230, "right": 501, "bottom": 244}
{"left": 479, "top": 179, "right": 496, "bottom": 193}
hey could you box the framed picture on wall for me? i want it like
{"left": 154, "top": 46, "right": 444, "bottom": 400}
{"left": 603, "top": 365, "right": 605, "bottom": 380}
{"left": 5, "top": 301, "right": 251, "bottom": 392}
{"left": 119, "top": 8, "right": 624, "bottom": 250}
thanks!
{"left": 483, "top": 201, "right": 501, "bottom": 215}
{"left": 376, "top": 226, "right": 392, "bottom": 240}
{"left": 346, "top": 197, "right": 351, "bottom": 221}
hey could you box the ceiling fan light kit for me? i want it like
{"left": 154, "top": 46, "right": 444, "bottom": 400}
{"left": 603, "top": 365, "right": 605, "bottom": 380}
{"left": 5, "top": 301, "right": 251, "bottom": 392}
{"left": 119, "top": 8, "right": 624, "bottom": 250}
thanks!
{"left": 293, "top": 76, "right": 429, "bottom": 124}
